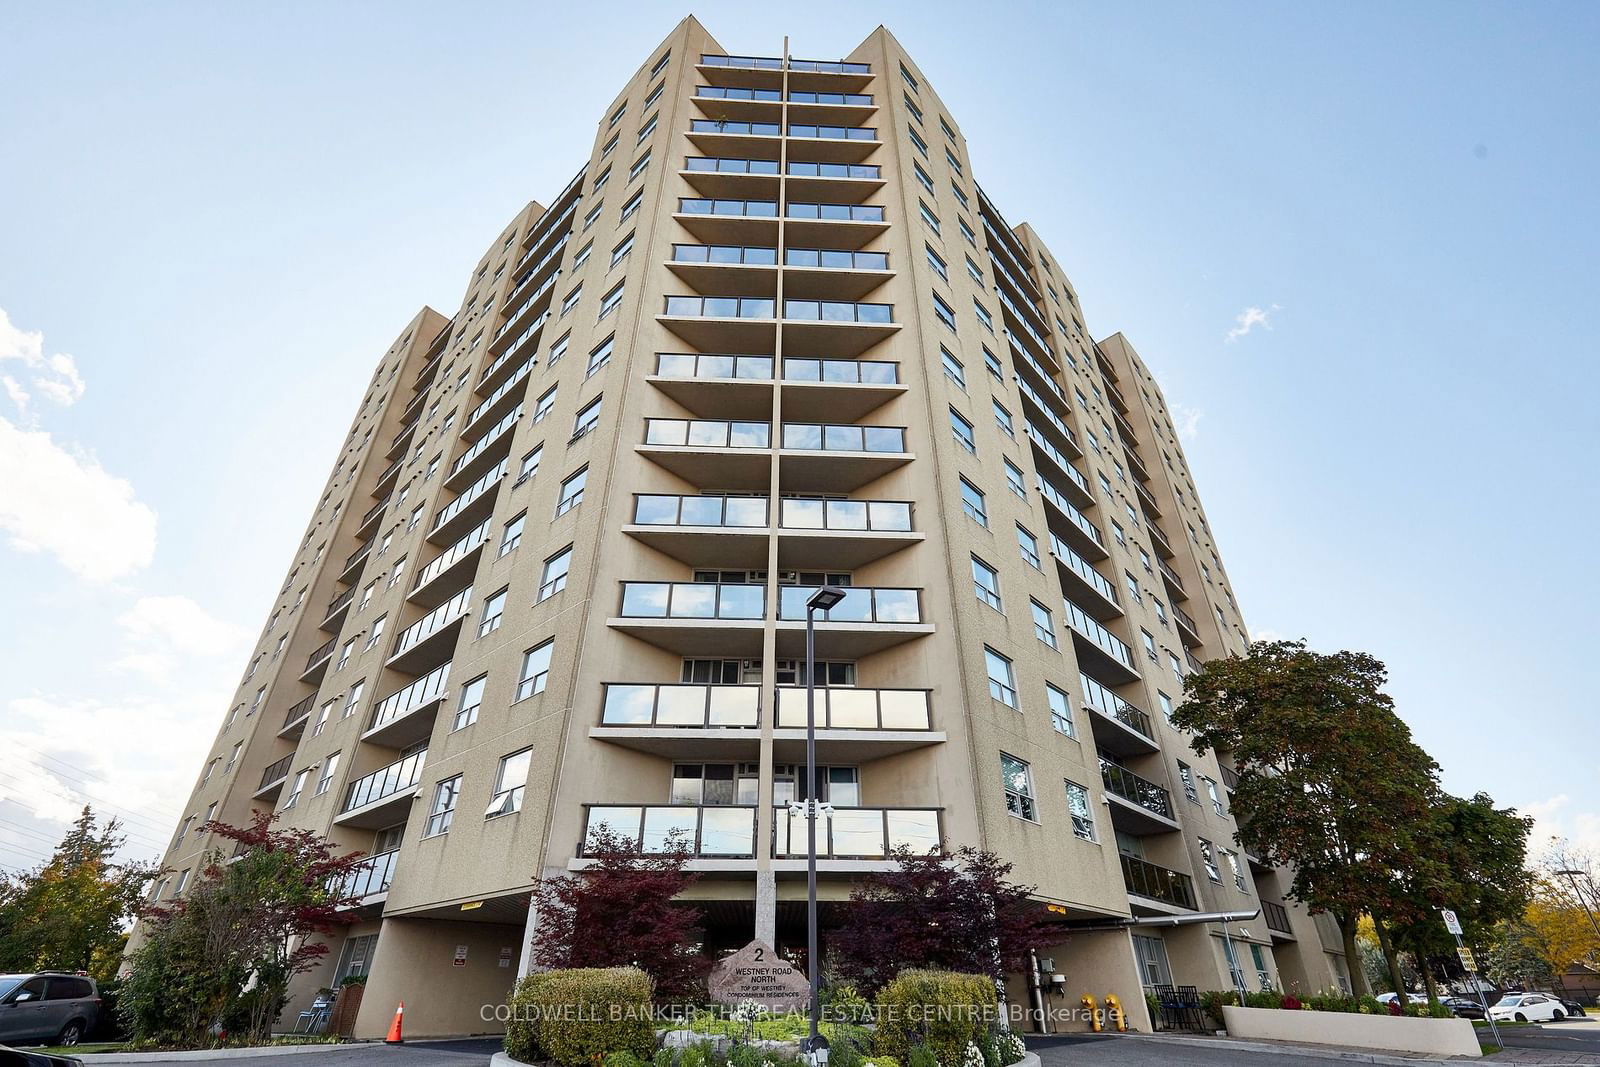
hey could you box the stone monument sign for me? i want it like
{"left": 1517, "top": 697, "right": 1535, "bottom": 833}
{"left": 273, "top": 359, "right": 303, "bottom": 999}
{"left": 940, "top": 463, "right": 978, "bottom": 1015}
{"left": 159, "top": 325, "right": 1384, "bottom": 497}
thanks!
{"left": 707, "top": 939, "right": 810, "bottom": 1012}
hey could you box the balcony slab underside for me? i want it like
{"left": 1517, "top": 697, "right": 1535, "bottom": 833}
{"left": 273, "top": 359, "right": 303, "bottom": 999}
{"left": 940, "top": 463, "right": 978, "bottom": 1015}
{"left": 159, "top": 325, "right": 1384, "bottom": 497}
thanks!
{"left": 673, "top": 213, "right": 781, "bottom": 246}
{"left": 776, "top": 528, "right": 923, "bottom": 568}
{"left": 666, "top": 260, "right": 777, "bottom": 297}
{"left": 622, "top": 524, "right": 770, "bottom": 569}
{"left": 588, "top": 726, "right": 763, "bottom": 760}
{"left": 771, "top": 727, "right": 946, "bottom": 761}
{"left": 782, "top": 318, "right": 900, "bottom": 359}
{"left": 1105, "top": 793, "right": 1182, "bottom": 836}
{"left": 1087, "top": 708, "right": 1160, "bottom": 757}
{"left": 606, "top": 617, "right": 765, "bottom": 657}
{"left": 334, "top": 786, "right": 420, "bottom": 829}
{"left": 657, "top": 314, "right": 777, "bottom": 354}
{"left": 1068, "top": 630, "right": 1142, "bottom": 686}
{"left": 636, "top": 445, "right": 772, "bottom": 490}
{"left": 679, "top": 169, "right": 781, "bottom": 200}
{"left": 778, "top": 449, "right": 913, "bottom": 493}
{"left": 361, "top": 695, "right": 446, "bottom": 749}
{"left": 647, "top": 375, "right": 773, "bottom": 420}
{"left": 773, "top": 620, "right": 934, "bottom": 657}
{"left": 780, "top": 381, "right": 905, "bottom": 422}
{"left": 1128, "top": 894, "right": 1196, "bottom": 918}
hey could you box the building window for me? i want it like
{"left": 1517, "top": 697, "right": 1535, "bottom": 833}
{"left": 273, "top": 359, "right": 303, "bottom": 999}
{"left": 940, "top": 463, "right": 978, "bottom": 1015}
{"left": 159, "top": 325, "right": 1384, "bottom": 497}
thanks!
{"left": 283, "top": 769, "right": 309, "bottom": 809}
{"left": 426, "top": 775, "right": 462, "bottom": 836}
{"left": 539, "top": 546, "right": 573, "bottom": 601}
{"left": 1141, "top": 630, "right": 1158, "bottom": 661}
{"left": 1125, "top": 572, "right": 1142, "bottom": 603}
{"left": 1047, "top": 683, "right": 1074, "bottom": 737}
{"left": 598, "top": 280, "right": 625, "bottom": 319}
{"left": 314, "top": 752, "right": 340, "bottom": 796}
{"left": 932, "top": 292, "right": 957, "bottom": 331}
{"left": 992, "top": 399, "right": 1014, "bottom": 437}
{"left": 973, "top": 298, "right": 993, "bottom": 332}
{"left": 1226, "top": 849, "right": 1248, "bottom": 892}
{"left": 919, "top": 200, "right": 941, "bottom": 234}
{"left": 1178, "top": 761, "right": 1198, "bottom": 802}
{"left": 621, "top": 189, "right": 644, "bottom": 220}
{"left": 1199, "top": 838, "right": 1223, "bottom": 882}
{"left": 984, "top": 347, "right": 1003, "bottom": 380}
{"left": 548, "top": 332, "right": 571, "bottom": 366}
{"left": 610, "top": 233, "right": 634, "bottom": 267}
{"left": 960, "top": 478, "right": 987, "bottom": 527}
{"left": 485, "top": 749, "right": 532, "bottom": 818}
{"left": 479, "top": 588, "right": 507, "bottom": 637}
{"left": 900, "top": 62, "right": 920, "bottom": 91}
{"left": 984, "top": 647, "right": 1017, "bottom": 707}
{"left": 1016, "top": 523, "right": 1041, "bottom": 569}
{"left": 1031, "top": 600, "right": 1057, "bottom": 649}
{"left": 1001, "top": 753, "right": 1036, "bottom": 821}
{"left": 573, "top": 240, "right": 594, "bottom": 270}
{"left": 500, "top": 512, "right": 526, "bottom": 557}
{"left": 630, "top": 150, "right": 652, "bottom": 181}
{"left": 972, "top": 555, "right": 1002, "bottom": 611}
{"left": 557, "top": 467, "right": 587, "bottom": 516}
{"left": 1158, "top": 691, "right": 1175, "bottom": 720}
{"left": 914, "top": 161, "right": 935, "bottom": 195}
{"left": 941, "top": 346, "right": 965, "bottom": 389}
{"left": 909, "top": 126, "right": 928, "bottom": 158}
{"left": 925, "top": 242, "right": 947, "bottom": 278}
{"left": 516, "top": 639, "right": 553, "bottom": 700}
{"left": 636, "top": 113, "right": 658, "bottom": 143}
{"left": 964, "top": 253, "right": 981, "bottom": 281}
{"left": 1204, "top": 776, "right": 1226, "bottom": 816}
{"left": 904, "top": 93, "right": 923, "bottom": 123}
{"left": 343, "top": 680, "right": 365, "bottom": 720}
{"left": 950, "top": 408, "right": 975, "bottom": 453}
{"left": 573, "top": 396, "right": 603, "bottom": 439}
{"left": 1133, "top": 935, "right": 1174, "bottom": 988}
{"left": 586, "top": 337, "right": 614, "bottom": 377}
{"left": 1065, "top": 779, "right": 1095, "bottom": 840}
{"left": 517, "top": 445, "right": 543, "bottom": 486}
{"left": 1004, "top": 458, "right": 1026, "bottom": 499}
{"left": 364, "top": 615, "right": 386, "bottom": 652}
{"left": 454, "top": 675, "right": 486, "bottom": 731}
{"left": 562, "top": 284, "right": 584, "bottom": 314}
{"left": 533, "top": 386, "right": 558, "bottom": 423}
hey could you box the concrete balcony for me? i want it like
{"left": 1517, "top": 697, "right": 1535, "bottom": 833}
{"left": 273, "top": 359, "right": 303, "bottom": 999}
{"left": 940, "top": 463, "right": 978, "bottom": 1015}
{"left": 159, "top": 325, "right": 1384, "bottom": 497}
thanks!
{"left": 1082, "top": 686, "right": 1159, "bottom": 757}
{"left": 1158, "top": 556, "right": 1188, "bottom": 600}
{"left": 579, "top": 804, "right": 758, "bottom": 866}
{"left": 680, "top": 157, "right": 781, "bottom": 200}
{"left": 776, "top": 497, "right": 921, "bottom": 568}
{"left": 363, "top": 661, "right": 450, "bottom": 748}
{"left": 786, "top": 92, "right": 877, "bottom": 124}
{"left": 336, "top": 540, "right": 372, "bottom": 586}
{"left": 658, "top": 294, "right": 777, "bottom": 353}
{"left": 779, "top": 421, "right": 912, "bottom": 493}
{"left": 1263, "top": 900, "right": 1295, "bottom": 940}
{"left": 320, "top": 586, "right": 355, "bottom": 632}
{"left": 354, "top": 494, "right": 389, "bottom": 542}
{"left": 692, "top": 85, "right": 781, "bottom": 123}
{"left": 1037, "top": 474, "right": 1107, "bottom": 561}
{"left": 647, "top": 352, "right": 774, "bottom": 419}
{"left": 780, "top": 357, "right": 904, "bottom": 421}
{"left": 686, "top": 119, "right": 781, "bottom": 161}
{"left": 784, "top": 124, "right": 881, "bottom": 165}
{"left": 782, "top": 203, "right": 889, "bottom": 249}
{"left": 1173, "top": 602, "right": 1203, "bottom": 648}
{"left": 608, "top": 581, "right": 765, "bottom": 656}
{"left": 300, "top": 636, "right": 336, "bottom": 684}
{"left": 775, "top": 586, "right": 930, "bottom": 657}
{"left": 1048, "top": 532, "right": 1122, "bottom": 620}
{"left": 336, "top": 848, "right": 397, "bottom": 906}
{"left": 637, "top": 418, "right": 772, "bottom": 490}
{"left": 253, "top": 753, "right": 293, "bottom": 801}
{"left": 668, "top": 243, "right": 778, "bottom": 297}
{"left": 409, "top": 519, "right": 489, "bottom": 607}
{"left": 1100, "top": 759, "right": 1181, "bottom": 835}
{"left": 427, "top": 459, "right": 508, "bottom": 545}
{"left": 278, "top": 692, "right": 318, "bottom": 740}
{"left": 784, "top": 161, "right": 885, "bottom": 203}
{"left": 1064, "top": 597, "right": 1141, "bottom": 685}
{"left": 773, "top": 806, "right": 942, "bottom": 868}
{"left": 1121, "top": 853, "right": 1197, "bottom": 913}
{"left": 624, "top": 494, "right": 770, "bottom": 568}
{"left": 772, "top": 686, "right": 943, "bottom": 760}
{"left": 385, "top": 585, "right": 471, "bottom": 674}
{"left": 444, "top": 401, "right": 521, "bottom": 491}
{"left": 781, "top": 299, "right": 899, "bottom": 357}
{"left": 460, "top": 355, "right": 533, "bottom": 441}
{"left": 782, "top": 248, "right": 892, "bottom": 301}
{"left": 674, "top": 198, "right": 779, "bottom": 245}
{"left": 336, "top": 750, "right": 426, "bottom": 829}
{"left": 591, "top": 683, "right": 761, "bottom": 759}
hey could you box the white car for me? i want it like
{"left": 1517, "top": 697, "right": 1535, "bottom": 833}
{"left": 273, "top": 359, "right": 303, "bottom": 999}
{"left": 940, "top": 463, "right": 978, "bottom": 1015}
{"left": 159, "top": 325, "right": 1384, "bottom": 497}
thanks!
{"left": 1488, "top": 992, "right": 1569, "bottom": 1023}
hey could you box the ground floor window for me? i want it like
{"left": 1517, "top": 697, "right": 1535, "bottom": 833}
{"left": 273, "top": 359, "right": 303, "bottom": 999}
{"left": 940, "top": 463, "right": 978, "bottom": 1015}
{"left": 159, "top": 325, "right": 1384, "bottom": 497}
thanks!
{"left": 1132, "top": 934, "right": 1173, "bottom": 988}
{"left": 335, "top": 933, "right": 378, "bottom": 983}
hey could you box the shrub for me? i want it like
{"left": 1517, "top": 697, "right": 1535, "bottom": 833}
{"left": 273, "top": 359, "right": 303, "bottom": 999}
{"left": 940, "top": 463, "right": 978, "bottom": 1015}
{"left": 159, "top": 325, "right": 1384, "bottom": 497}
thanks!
{"left": 995, "top": 1030, "right": 1025, "bottom": 1065}
{"left": 1144, "top": 991, "right": 1161, "bottom": 1031}
{"left": 1281, "top": 995, "right": 1302, "bottom": 1011}
{"left": 825, "top": 983, "right": 874, "bottom": 1024}
{"left": 506, "top": 967, "right": 655, "bottom": 1067}
{"left": 1198, "top": 990, "right": 1236, "bottom": 1027}
{"left": 655, "top": 1050, "right": 674, "bottom": 1067}
{"left": 866, "top": 1058, "right": 903, "bottom": 1067}
{"left": 730, "top": 1045, "right": 764, "bottom": 1067}
{"left": 1358, "top": 993, "right": 1383, "bottom": 1015}
{"left": 976, "top": 1033, "right": 1000, "bottom": 1067}
{"left": 680, "top": 1045, "right": 709, "bottom": 1067}
{"left": 875, "top": 970, "right": 995, "bottom": 1067}
{"left": 606, "top": 1054, "right": 647, "bottom": 1067}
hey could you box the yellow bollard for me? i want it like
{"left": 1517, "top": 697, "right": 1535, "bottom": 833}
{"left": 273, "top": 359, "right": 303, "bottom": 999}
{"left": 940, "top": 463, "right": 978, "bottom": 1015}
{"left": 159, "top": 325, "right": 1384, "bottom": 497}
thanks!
{"left": 1104, "top": 993, "right": 1126, "bottom": 1032}
{"left": 1081, "top": 994, "right": 1101, "bottom": 1032}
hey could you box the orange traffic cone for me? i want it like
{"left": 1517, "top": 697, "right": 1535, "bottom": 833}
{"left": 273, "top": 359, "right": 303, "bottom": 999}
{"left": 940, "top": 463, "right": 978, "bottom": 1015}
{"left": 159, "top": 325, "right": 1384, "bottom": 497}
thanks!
{"left": 384, "top": 1001, "right": 404, "bottom": 1044}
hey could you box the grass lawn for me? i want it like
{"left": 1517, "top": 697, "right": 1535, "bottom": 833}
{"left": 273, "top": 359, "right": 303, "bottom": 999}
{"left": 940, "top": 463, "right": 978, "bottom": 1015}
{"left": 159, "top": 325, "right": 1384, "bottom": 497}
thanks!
{"left": 27, "top": 1044, "right": 126, "bottom": 1055}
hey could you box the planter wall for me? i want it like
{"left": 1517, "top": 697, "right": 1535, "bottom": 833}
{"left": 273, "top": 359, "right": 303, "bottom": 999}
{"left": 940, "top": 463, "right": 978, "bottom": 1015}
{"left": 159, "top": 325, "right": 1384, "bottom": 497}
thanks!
{"left": 1220, "top": 1004, "right": 1481, "bottom": 1058}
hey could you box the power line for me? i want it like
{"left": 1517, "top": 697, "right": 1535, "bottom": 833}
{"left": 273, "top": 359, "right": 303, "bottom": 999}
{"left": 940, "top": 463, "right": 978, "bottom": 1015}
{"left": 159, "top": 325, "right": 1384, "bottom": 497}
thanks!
{"left": 0, "top": 801, "right": 173, "bottom": 855}
{"left": 0, "top": 744, "right": 185, "bottom": 834}
{"left": 1, "top": 732, "right": 187, "bottom": 816}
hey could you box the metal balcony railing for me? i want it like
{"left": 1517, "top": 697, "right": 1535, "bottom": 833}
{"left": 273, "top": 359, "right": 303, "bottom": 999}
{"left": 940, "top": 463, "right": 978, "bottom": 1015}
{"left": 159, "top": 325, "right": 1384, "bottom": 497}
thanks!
{"left": 448, "top": 403, "right": 522, "bottom": 477}
{"left": 599, "top": 683, "right": 760, "bottom": 728}
{"left": 776, "top": 586, "right": 921, "bottom": 623}
{"left": 678, "top": 198, "right": 779, "bottom": 217}
{"left": 1064, "top": 597, "right": 1136, "bottom": 670}
{"left": 690, "top": 119, "right": 780, "bottom": 136}
{"left": 774, "top": 687, "right": 931, "bottom": 730}
{"left": 1081, "top": 678, "right": 1154, "bottom": 740}
{"left": 1172, "top": 602, "right": 1200, "bottom": 635}
{"left": 685, "top": 157, "right": 781, "bottom": 175}
{"left": 281, "top": 693, "right": 317, "bottom": 730}
{"left": 304, "top": 637, "right": 336, "bottom": 673}
{"left": 1158, "top": 556, "right": 1187, "bottom": 595}
{"left": 1120, "top": 854, "right": 1196, "bottom": 909}
{"left": 787, "top": 124, "right": 876, "bottom": 140}
{"left": 429, "top": 459, "right": 508, "bottom": 533}
{"left": 789, "top": 91, "right": 872, "bottom": 105}
{"left": 699, "top": 54, "right": 784, "bottom": 70}
{"left": 581, "top": 804, "right": 757, "bottom": 857}
{"left": 390, "top": 586, "right": 472, "bottom": 658}
{"left": 337, "top": 849, "right": 397, "bottom": 899}
{"left": 465, "top": 358, "right": 533, "bottom": 427}
{"left": 259, "top": 754, "right": 293, "bottom": 791}
{"left": 1048, "top": 532, "right": 1120, "bottom": 607}
{"left": 695, "top": 86, "right": 781, "bottom": 102}
{"left": 773, "top": 806, "right": 941, "bottom": 859}
{"left": 631, "top": 494, "right": 769, "bottom": 528}
{"left": 412, "top": 520, "right": 490, "bottom": 592}
{"left": 1100, "top": 759, "right": 1174, "bottom": 820}
{"left": 672, "top": 243, "right": 778, "bottom": 265}
{"left": 1037, "top": 475, "right": 1104, "bottom": 547}
{"left": 368, "top": 661, "right": 451, "bottom": 733}
{"left": 787, "top": 59, "right": 871, "bottom": 74}
{"left": 341, "top": 750, "right": 427, "bottom": 814}
{"left": 783, "top": 248, "right": 889, "bottom": 270}
{"left": 786, "top": 203, "right": 885, "bottom": 222}
{"left": 618, "top": 581, "right": 765, "bottom": 620}
{"left": 324, "top": 587, "right": 355, "bottom": 619}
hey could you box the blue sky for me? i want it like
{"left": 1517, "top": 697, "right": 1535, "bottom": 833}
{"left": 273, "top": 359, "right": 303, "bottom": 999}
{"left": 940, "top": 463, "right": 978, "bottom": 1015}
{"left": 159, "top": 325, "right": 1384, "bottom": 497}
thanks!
{"left": 2, "top": 1, "right": 1597, "bottom": 871}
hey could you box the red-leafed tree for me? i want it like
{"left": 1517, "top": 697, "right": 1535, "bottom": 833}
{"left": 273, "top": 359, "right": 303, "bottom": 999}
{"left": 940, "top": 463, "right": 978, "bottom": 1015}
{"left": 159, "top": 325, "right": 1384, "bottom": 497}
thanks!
{"left": 831, "top": 845, "right": 1053, "bottom": 993}
{"left": 121, "top": 813, "right": 368, "bottom": 1047}
{"left": 531, "top": 825, "right": 707, "bottom": 1000}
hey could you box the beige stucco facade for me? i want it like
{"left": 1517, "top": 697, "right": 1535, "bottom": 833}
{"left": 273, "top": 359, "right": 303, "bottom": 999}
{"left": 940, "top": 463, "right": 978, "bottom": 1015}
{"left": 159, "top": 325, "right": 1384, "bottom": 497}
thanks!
{"left": 136, "top": 17, "right": 1348, "bottom": 1039}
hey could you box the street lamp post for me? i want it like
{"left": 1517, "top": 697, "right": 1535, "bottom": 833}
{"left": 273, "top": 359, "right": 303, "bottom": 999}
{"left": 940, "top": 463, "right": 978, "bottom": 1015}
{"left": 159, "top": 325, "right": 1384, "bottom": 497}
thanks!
{"left": 1554, "top": 869, "right": 1600, "bottom": 942}
{"left": 801, "top": 585, "right": 845, "bottom": 1063}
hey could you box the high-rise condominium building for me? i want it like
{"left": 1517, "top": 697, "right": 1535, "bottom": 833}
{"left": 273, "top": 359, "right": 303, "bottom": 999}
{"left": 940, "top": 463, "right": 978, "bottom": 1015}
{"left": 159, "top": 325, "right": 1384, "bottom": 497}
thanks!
{"left": 141, "top": 17, "right": 1350, "bottom": 1039}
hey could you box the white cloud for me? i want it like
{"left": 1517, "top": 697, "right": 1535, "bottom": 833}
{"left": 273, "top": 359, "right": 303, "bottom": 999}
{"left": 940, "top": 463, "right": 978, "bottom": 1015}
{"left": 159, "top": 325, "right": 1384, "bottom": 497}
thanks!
{"left": 0, "top": 308, "right": 85, "bottom": 413}
{"left": 113, "top": 595, "right": 251, "bottom": 683}
{"left": 1523, "top": 793, "right": 1600, "bottom": 865}
{"left": 0, "top": 417, "right": 158, "bottom": 582}
{"left": 1225, "top": 304, "right": 1280, "bottom": 342}
{"left": 1170, "top": 402, "right": 1204, "bottom": 441}
{"left": 1250, "top": 628, "right": 1285, "bottom": 642}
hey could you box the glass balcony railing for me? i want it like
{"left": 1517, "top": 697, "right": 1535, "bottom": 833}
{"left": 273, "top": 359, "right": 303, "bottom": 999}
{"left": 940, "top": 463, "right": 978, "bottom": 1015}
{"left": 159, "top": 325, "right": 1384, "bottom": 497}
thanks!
{"left": 788, "top": 59, "right": 870, "bottom": 74}
{"left": 1064, "top": 597, "right": 1136, "bottom": 670}
{"left": 781, "top": 423, "right": 905, "bottom": 452}
{"left": 784, "top": 248, "right": 889, "bottom": 270}
{"left": 679, "top": 198, "right": 779, "bottom": 217}
{"left": 777, "top": 586, "right": 920, "bottom": 623}
{"left": 685, "top": 156, "right": 781, "bottom": 175}
{"left": 465, "top": 358, "right": 533, "bottom": 427}
{"left": 368, "top": 661, "right": 451, "bottom": 733}
{"left": 1080, "top": 674, "right": 1154, "bottom": 739}
{"left": 778, "top": 497, "right": 911, "bottom": 532}
{"left": 337, "top": 849, "right": 397, "bottom": 898}
{"left": 1158, "top": 556, "right": 1187, "bottom": 595}
{"left": 583, "top": 804, "right": 758, "bottom": 857}
{"left": 775, "top": 686, "right": 931, "bottom": 730}
{"left": 341, "top": 750, "right": 426, "bottom": 814}
{"left": 1120, "top": 853, "right": 1196, "bottom": 909}
{"left": 1036, "top": 475, "right": 1104, "bottom": 547}
{"left": 773, "top": 806, "right": 940, "bottom": 859}
{"left": 643, "top": 418, "right": 771, "bottom": 448}
{"left": 690, "top": 119, "right": 780, "bottom": 136}
{"left": 281, "top": 693, "right": 317, "bottom": 730}
{"left": 1025, "top": 422, "right": 1089, "bottom": 493}
{"left": 782, "top": 299, "right": 893, "bottom": 323}
{"left": 1100, "top": 759, "right": 1173, "bottom": 819}
{"left": 1014, "top": 373, "right": 1075, "bottom": 437}
{"left": 1048, "top": 532, "right": 1120, "bottom": 607}
{"left": 787, "top": 124, "right": 876, "bottom": 140}
{"left": 787, "top": 161, "right": 881, "bottom": 179}
{"left": 789, "top": 91, "right": 872, "bottom": 105}
{"left": 787, "top": 203, "right": 885, "bottom": 222}
{"left": 782, "top": 358, "right": 898, "bottom": 384}
{"left": 672, "top": 244, "right": 778, "bottom": 265}
{"left": 619, "top": 582, "right": 765, "bottom": 620}
{"left": 430, "top": 459, "right": 508, "bottom": 534}
{"left": 391, "top": 586, "right": 473, "bottom": 659}
{"left": 413, "top": 520, "right": 489, "bottom": 592}
{"left": 304, "top": 637, "right": 336, "bottom": 673}
{"left": 448, "top": 402, "right": 522, "bottom": 477}
{"left": 599, "top": 683, "right": 760, "bottom": 728}
{"left": 632, "top": 494, "right": 768, "bottom": 528}
{"left": 700, "top": 54, "right": 784, "bottom": 70}
{"left": 655, "top": 352, "right": 774, "bottom": 380}
{"left": 258, "top": 754, "right": 292, "bottom": 791}
{"left": 662, "top": 295, "right": 776, "bottom": 318}
{"left": 695, "top": 86, "right": 781, "bottom": 102}
{"left": 1172, "top": 601, "right": 1200, "bottom": 635}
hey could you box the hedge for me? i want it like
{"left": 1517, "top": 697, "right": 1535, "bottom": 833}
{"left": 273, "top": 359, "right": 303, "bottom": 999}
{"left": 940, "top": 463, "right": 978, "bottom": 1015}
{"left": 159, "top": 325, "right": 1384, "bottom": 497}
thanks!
{"left": 506, "top": 967, "right": 657, "bottom": 1066}
{"left": 873, "top": 970, "right": 995, "bottom": 1067}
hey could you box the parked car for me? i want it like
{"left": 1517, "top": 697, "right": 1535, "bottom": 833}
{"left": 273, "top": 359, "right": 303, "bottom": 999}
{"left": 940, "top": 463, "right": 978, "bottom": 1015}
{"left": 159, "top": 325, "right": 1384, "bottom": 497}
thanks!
{"left": 1374, "top": 991, "right": 1426, "bottom": 1008}
{"left": 0, "top": 975, "right": 100, "bottom": 1047}
{"left": 1560, "top": 998, "right": 1588, "bottom": 1017}
{"left": 1488, "top": 992, "right": 1568, "bottom": 1023}
{"left": 0, "top": 1045, "right": 84, "bottom": 1066}
{"left": 1443, "top": 996, "right": 1486, "bottom": 1019}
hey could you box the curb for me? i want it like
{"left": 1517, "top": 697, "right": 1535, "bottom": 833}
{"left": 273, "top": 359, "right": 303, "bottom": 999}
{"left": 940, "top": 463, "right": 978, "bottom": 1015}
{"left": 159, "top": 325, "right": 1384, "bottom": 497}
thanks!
{"left": 1096, "top": 1031, "right": 1483, "bottom": 1065}
{"left": 490, "top": 1054, "right": 520, "bottom": 1067}
{"left": 76, "top": 1037, "right": 491, "bottom": 1062}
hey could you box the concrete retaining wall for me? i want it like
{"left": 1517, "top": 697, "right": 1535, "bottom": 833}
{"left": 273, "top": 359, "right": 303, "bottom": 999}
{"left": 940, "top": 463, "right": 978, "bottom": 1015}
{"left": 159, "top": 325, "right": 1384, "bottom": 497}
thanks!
{"left": 1220, "top": 1004, "right": 1481, "bottom": 1058}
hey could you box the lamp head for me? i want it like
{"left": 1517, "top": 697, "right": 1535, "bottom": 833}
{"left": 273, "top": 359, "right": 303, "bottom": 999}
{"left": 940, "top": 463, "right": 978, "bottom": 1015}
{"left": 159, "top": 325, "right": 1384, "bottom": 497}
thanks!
{"left": 807, "top": 585, "right": 847, "bottom": 612}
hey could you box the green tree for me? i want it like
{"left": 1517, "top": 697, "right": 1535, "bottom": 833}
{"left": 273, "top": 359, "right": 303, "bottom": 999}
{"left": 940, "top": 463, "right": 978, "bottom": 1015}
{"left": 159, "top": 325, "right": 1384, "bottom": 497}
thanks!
{"left": 0, "top": 806, "right": 157, "bottom": 980}
{"left": 1485, "top": 919, "right": 1556, "bottom": 989}
{"left": 1170, "top": 639, "right": 1440, "bottom": 997}
{"left": 121, "top": 813, "right": 366, "bottom": 1047}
